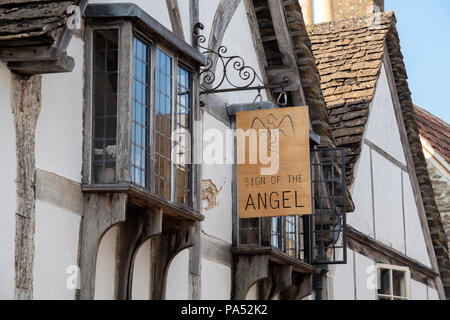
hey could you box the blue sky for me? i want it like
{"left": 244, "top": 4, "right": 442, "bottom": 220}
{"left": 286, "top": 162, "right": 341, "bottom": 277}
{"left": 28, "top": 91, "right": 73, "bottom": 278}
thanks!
{"left": 385, "top": 0, "right": 450, "bottom": 123}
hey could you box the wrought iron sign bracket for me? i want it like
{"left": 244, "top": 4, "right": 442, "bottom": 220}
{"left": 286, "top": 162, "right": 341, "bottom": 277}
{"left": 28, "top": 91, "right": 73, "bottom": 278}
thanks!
{"left": 193, "top": 23, "right": 291, "bottom": 100}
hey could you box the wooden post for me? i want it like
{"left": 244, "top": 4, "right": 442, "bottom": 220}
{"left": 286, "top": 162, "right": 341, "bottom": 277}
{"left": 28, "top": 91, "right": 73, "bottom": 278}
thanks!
{"left": 76, "top": 193, "right": 127, "bottom": 300}
{"left": 11, "top": 73, "right": 41, "bottom": 300}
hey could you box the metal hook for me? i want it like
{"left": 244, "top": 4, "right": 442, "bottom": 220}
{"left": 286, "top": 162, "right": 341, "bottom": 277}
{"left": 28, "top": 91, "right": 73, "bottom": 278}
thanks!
{"left": 253, "top": 87, "right": 263, "bottom": 109}
{"left": 277, "top": 90, "right": 288, "bottom": 106}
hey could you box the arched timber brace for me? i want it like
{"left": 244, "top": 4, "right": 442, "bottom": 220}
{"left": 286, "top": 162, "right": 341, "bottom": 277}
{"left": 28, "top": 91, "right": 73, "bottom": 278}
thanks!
{"left": 166, "top": 0, "right": 185, "bottom": 41}
{"left": 76, "top": 193, "right": 127, "bottom": 300}
{"left": 11, "top": 73, "right": 42, "bottom": 300}
{"left": 203, "top": 0, "right": 242, "bottom": 88}
{"left": 115, "top": 207, "right": 163, "bottom": 300}
{"left": 233, "top": 255, "right": 269, "bottom": 300}
{"left": 149, "top": 222, "right": 196, "bottom": 299}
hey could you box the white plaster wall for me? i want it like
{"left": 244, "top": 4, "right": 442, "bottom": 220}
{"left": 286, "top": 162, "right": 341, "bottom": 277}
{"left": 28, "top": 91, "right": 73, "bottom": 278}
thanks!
{"left": 90, "top": 0, "right": 172, "bottom": 31}
{"left": 403, "top": 173, "right": 432, "bottom": 268}
{"left": 410, "top": 280, "right": 427, "bottom": 300}
{"left": 201, "top": 258, "right": 231, "bottom": 300}
{"left": 33, "top": 201, "right": 81, "bottom": 300}
{"left": 131, "top": 239, "right": 151, "bottom": 300}
{"left": 365, "top": 64, "right": 406, "bottom": 165}
{"left": 202, "top": 113, "right": 233, "bottom": 244}
{"left": 330, "top": 248, "right": 355, "bottom": 300}
{"left": 165, "top": 249, "right": 189, "bottom": 300}
{"left": 428, "top": 287, "right": 439, "bottom": 300}
{"left": 348, "top": 144, "right": 374, "bottom": 237}
{"left": 94, "top": 225, "right": 118, "bottom": 300}
{"left": 354, "top": 252, "right": 376, "bottom": 300}
{"left": 0, "top": 62, "right": 15, "bottom": 300}
{"left": 37, "top": 37, "right": 83, "bottom": 182}
{"left": 372, "top": 151, "right": 405, "bottom": 253}
{"left": 199, "top": 0, "right": 220, "bottom": 52}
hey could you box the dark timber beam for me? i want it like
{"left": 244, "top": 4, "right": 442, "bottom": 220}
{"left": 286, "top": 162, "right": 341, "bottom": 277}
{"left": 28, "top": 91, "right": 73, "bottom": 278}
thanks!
{"left": 76, "top": 193, "right": 127, "bottom": 300}
{"left": 204, "top": 0, "right": 241, "bottom": 87}
{"left": 150, "top": 222, "right": 196, "bottom": 299}
{"left": 233, "top": 255, "right": 269, "bottom": 300}
{"left": 166, "top": 0, "right": 185, "bottom": 41}
{"left": 11, "top": 73, "right": 41, "bottom": 300}
{"left": 266, "top": 0, "right": 306, "bottom": 105}
{"left": 0, "top": 46, "right": 75, "bottom": 75}
{"left": 115, "top": 207, "right": 163, "bottom": 300}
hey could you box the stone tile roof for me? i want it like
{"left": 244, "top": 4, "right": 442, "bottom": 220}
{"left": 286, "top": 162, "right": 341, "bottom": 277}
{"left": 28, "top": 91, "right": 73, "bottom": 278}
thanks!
{"left": 307, "top": 12, "right": 393, "bottom": 187}
{"left": 0, "top": 0, "right": 81, "bottom": 47}
{"left": 307, "top": 11, "right": 449, "bottom": 298}
{"left": 414, "top": 105, "right": 450, "bottom": 164}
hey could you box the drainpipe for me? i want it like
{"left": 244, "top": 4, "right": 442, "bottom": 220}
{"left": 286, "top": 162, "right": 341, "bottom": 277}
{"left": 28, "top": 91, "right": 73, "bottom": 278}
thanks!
{"left": 313, "top": 0, "right": 334, "bottom": 23}
{"left": 313, "top": 264, "right": 329, "bottom": 300}
{"left": 299, "top": 0, "right": 313, "bottom": 25}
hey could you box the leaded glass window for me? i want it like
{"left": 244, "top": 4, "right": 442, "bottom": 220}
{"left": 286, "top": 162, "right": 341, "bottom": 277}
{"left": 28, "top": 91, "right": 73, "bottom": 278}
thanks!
{"left": 154, "top": 49, "right": 173, "bottom": 201}
{"left": 92, "top": 29, "right": 118, "bottom": 184}
{"left": 131, "top": 36, "right": 150, "bottom": 187}
{"left": 175, "top": 66, "right": 192, "bottom": 206}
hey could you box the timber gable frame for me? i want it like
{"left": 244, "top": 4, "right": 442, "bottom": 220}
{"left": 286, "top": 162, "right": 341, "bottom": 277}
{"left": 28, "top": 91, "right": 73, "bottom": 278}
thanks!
{"left": 307, "top": 12, "right": 449, "bottom": 299}
{"left": 77, "top": 3, "right": 206, "bottom": 300}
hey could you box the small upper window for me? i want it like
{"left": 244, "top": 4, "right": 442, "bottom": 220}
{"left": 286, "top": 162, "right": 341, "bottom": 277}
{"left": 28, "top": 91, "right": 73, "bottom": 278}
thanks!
{"left": 377, "top": 264, "right": 411, "bottom": 300}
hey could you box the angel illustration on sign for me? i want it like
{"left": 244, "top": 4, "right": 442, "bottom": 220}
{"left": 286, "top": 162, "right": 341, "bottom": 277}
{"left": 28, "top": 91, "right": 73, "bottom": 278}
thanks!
{"left": 247, "top": 113, "right": 296, "bottom": 175}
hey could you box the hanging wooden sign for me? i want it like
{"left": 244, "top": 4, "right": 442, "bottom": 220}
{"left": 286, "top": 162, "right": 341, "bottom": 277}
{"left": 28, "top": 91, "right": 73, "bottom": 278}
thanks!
{"left": 236, "top": 106, "right": 311, "bottom": 218}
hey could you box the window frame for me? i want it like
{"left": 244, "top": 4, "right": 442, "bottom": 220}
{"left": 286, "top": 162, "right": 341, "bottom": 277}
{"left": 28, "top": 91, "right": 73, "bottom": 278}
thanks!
{"left": 376, "top": 264, "right": 411, "bottom": 300}
{"left": 84, "top": 20, "right": 198, "bottom": 210}
{"left": 88, "top": 25, "right": 122, "bottom": 185}
{"left": 131, "top": 28, "right": 196, "bottom": 207}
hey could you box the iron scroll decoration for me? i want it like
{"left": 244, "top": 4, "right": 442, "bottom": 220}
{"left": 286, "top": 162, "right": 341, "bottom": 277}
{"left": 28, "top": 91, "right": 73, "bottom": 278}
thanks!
{"left": 193, "top": 22, "right": 290, "bottom": 103}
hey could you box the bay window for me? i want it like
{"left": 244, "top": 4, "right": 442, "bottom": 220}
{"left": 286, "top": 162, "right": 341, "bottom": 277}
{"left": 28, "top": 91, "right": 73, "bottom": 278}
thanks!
{"left": 85, "top": 14, "right": 203, "bottom": 213}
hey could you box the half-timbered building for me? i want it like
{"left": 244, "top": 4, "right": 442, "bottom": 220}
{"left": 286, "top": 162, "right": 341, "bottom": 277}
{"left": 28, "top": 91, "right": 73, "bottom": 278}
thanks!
{"left": 0, "top": 0, "right": 447, "bottom": 300}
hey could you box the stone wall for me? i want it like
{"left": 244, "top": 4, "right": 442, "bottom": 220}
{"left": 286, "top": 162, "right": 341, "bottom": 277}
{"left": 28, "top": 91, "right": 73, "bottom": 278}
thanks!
{"left": 332, "top": 0, "right": 384, "bottom": 20}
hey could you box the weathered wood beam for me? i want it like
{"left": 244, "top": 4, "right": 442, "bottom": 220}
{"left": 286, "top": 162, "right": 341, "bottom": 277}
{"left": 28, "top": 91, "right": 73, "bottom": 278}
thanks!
{"left": 0, "top": 45, "right": 75, "bottom": 75}
{"left": 189, "top": 0, "right": 199, "bottom": 45}
{"left": 149, "top": 222, "right": 196, "bottom": 299}
{"left": 76, "top": 193, "right": 127, "bottom": 300}
{"left": 165, "top": 0, "right": 185, "bottom": 41}
{"left": 35, "top": 169, "right": 83, "bottom": 216}
{"left": 115, "top": 207, "right": 162, "bottom": 300}
{"left": 11, "top": 73, "right": 41, "bottom": 300}
{"left": 203, "top": 0, "right": 241, "bottom": 87}
{"left": 243, "top": 0, "right": 273, "bottom": 102}
{"left": 266, "top": 0, "right": 306, "bottom": 105}
{"left": 233, "top": 255, "right": 269, "bottom": 300}
{"left": 347, "top": 226, "right": 439, "bottom": 281}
